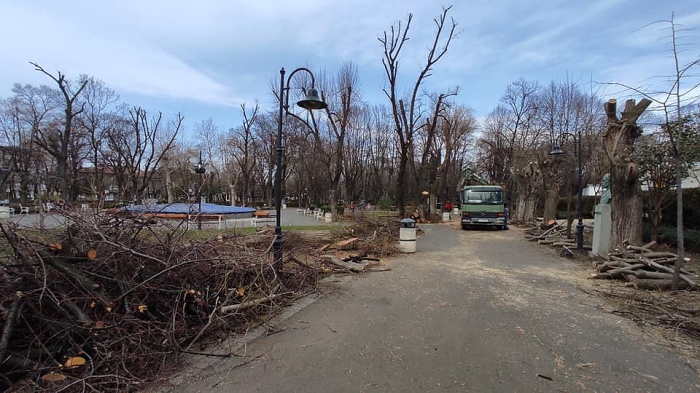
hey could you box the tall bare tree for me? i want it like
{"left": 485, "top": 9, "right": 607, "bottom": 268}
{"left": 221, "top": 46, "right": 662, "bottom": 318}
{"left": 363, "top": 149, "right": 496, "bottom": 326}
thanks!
{"left": 75, "top": 77, "right": 119, "bottom": 202}
{"left": 379, "top": 6, "right": 457, "bottom": 216}
{"left": 229, "top": 104, "right": 260, "bottom": 205}
{"left": 30, "top": 62, "right": 88, "bottom": 201}
{"left": 322, "top": 62, "right": 361, "bottom": 219}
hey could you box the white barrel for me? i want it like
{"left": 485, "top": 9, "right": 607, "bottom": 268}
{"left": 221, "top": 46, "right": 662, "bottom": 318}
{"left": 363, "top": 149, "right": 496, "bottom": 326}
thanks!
{"left": 399, "top": 218, "right": 417, "bottom": 253}
{"left": 442, "top": 211, "right": 450, "bottom": 221}
{"left": 324, "top": 212, "right": 332, "bottom": 222}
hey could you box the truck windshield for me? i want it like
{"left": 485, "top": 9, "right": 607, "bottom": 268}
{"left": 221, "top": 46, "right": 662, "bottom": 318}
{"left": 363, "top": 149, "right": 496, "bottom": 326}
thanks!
{"left": 462, "top": 190, "right": 503, "bottom": 205}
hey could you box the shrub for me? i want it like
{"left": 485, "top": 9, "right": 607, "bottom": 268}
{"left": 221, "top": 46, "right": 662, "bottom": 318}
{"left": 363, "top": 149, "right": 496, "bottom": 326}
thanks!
{"left": 642, "top": 222, "right": 700, "bottom": 252}
{"left": 378, "top": 196, "right": 394, "bottom": 211}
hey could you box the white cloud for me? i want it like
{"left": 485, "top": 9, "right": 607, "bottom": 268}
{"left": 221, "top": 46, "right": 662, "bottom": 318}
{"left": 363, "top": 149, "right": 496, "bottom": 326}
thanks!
{"left": 1, "top": 0, "right": 698, "bottom": 128}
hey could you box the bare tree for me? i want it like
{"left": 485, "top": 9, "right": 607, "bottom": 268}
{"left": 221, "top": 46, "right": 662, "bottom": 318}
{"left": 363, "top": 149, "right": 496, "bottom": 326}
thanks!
{"left": 379, "top": 6, "right": 457, "bottom": 216}
{"left": 30, "top": 62, "right": 88, "bottom": 202}
{"left": 435, "top": 104, "right": 477, "bottom": 204}
{"left": 536, "top": 79, "right": 594, "bottom": 225}
{"left": 229, "top": 104, "right": 260, "bottom": 205}
{"left": 106, "top": 107, "right": 182, "bottom": 203}
{"left": 603, "top": 13, "right": 699, "bottom": 287}
{"left": 75, "top": 77, "right": 119, "bottom": 202}
{"left": 321, "top": 62, "right": 361, "bottom": 219}
{"left": 637, "top": 130, "right": 685, "bottom": 241}
{"left": 0, "top": 84, "right": 57, "bottom": 202}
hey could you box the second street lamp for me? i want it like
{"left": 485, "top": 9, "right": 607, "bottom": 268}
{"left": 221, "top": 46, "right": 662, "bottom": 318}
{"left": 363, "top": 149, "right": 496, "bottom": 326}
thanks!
{"left": 549, "top": 131, "right": 584, "bottom": 250}
{"left": 274, "top": 67, "right": 327, "bottom": 266}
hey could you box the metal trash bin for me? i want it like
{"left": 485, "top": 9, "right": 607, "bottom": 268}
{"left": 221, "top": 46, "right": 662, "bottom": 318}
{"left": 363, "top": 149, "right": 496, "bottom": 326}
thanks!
{"left": 398, "top": 218, "right": 417, "bottom": 253}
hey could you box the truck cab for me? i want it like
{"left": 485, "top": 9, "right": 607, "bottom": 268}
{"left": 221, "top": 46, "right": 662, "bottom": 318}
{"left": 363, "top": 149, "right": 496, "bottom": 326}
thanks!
{"left": 459, "top": 185, "right": 505, "bottom": 230}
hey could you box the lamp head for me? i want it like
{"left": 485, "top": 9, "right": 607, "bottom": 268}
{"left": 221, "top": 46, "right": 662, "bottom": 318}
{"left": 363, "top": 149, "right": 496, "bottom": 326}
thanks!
{"left": 297, "top": 88, "right": 327, "bottom": 110}
{"left": 549, "top": 145, "right": 565, "bottom": 155}
{"left": 195, "top": 151, "right": 206, "bottom": 174}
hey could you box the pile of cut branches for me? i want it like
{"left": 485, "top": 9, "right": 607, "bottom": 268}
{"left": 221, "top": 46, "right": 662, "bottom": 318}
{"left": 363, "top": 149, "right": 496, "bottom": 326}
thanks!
{"left": 592, "top": 287, "right": 700, "bottom": 350}
{"left": 524, "top": 220, "right": 592, "bottom": 252}
{"left": 344, "top": 216, "right": 408, "bottom": 257}
{"left": 0, "top": 212, "right": 319, "bottom": 392}
{"left": 590, "top": 241, "right": 698, "bottom": 290}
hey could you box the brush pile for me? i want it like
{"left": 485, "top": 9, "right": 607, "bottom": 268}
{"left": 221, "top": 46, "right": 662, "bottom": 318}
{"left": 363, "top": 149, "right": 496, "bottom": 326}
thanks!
{"left": 590, "top": 241, "right": 698, "bottom": 290}
{"left": 0, "top": 212, "right": 322, "bottom": 392}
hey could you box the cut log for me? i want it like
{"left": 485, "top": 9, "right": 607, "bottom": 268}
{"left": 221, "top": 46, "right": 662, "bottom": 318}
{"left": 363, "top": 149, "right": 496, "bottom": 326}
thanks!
{"left": 38, "top": 250, "right": 113, "bottom": 306}
{"left": 591, "top": 263, "right": 646, "bottom": 279}
{"left": 609, "top": 255, "right": 639, "bottom": 264}
{"left": 320, "top": 255, "right": 367, "bottom": 272}
{"left": 288, "top": 255, "right": 317, "bottom": 270}
{"left": 0, "top": 292, "right": 20, "bottom": 365}
{"left": 597, "top": 261, "right": 629, "bottom": 272}
{"left": 551, "top": 242, "right": 592, "bottom": 250}
{"left": 633, "top": 251, "right": 678, "bottom": 259}
{"left": 626, "top": 245, "right": 655, "bottom": 253}
{"left": 335, "top": 238, "right": 358, "bottom": 250}
{"left": 641, "top": 240, "right": 657, "bottom": 250}
{"left": 631, "top": 271, "right": 675, "bottom": 280}
{"left": 638, "top": 259, "right": 698, "bottom": 288}
{"left": 627, "top": 277, "right": 689, "bottom": 290}
{"left": 219, "top": 293, "right": 285, "bottom": 314}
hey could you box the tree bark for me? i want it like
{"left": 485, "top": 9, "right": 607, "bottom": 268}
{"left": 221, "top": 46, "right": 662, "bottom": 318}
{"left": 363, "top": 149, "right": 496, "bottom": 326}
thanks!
{"left": 603, "top": 98, "right": 652, "bottom": 250}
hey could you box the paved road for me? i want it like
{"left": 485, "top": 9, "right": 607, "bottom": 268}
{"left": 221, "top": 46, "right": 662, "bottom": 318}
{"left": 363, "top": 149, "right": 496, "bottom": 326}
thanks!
{"left": 160, "top": 223, "right": 699, "bottom": 392}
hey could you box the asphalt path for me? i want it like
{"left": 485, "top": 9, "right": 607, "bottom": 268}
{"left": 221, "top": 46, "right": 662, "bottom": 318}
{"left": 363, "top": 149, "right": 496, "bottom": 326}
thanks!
{"left": 161, "top": 222, "right": 700, "bottom": 392}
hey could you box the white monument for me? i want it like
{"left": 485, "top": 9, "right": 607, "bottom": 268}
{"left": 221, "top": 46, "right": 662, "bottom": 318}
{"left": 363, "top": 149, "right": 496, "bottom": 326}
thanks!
{"left": 591, "top": 174, "right": 612, "bottom": 257}
{"left": 592, "top": 204, "right": 611, "bottom": 257}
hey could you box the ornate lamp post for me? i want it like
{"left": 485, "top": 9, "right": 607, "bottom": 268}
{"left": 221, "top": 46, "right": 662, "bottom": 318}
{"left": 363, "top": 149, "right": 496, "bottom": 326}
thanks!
{"left": 274, "top": 67, "right": 327, "bottom": 265}
{"left": 194, "top": 151, "right": 206, "bottom": 230}
{"left": 550, "top": 131, "right": 584, "bottom": 250}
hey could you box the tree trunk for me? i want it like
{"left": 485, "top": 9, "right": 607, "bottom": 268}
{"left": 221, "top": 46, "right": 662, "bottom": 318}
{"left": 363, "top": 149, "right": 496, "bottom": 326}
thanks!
{"left": 396, "top": 144, "right": 409, "bottom": 217}
{"left": 165, "top": 170, "right": 175, "bottom": 203}
{"left": 543, "top": 189, "right": 559, "bottom": 224}
{"left": 603, "top": 98, "right": 651, "bottom": 250}
{"left": 523, "top": 196, "right": 536, "bottom": 222}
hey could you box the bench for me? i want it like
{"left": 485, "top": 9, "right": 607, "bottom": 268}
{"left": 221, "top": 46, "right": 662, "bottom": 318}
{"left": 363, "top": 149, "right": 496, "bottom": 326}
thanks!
{"left": 188, "top": 213, "right": 224, "bottom": 229}
{"left": 314, "top": 209, "right": 324, "bottom": 220}
{"left": 251, "top": 215, "right": 276, "bottom": 227}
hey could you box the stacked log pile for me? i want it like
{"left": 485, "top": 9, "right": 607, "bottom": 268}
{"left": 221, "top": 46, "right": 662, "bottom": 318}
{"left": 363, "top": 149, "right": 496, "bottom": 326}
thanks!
{"left": 590, "top": 241, "right": 698, "bottom": 290}
{"left": 524, "top": 220, "right": 592, "bottom": 251}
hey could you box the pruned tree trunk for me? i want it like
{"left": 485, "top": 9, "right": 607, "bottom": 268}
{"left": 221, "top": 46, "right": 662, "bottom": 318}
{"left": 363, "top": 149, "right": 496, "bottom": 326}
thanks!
{"left": 603, "top": 98, "right": 651, "bottom": 251}
{"left": 539, "top": 156, "right": 559, "bottom": 224}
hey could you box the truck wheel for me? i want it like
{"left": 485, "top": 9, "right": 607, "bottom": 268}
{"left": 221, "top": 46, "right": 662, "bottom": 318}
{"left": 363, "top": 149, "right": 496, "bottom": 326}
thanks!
{"left": 496, "top": 225, "right": 504, "bottom": 230}
{"left": 461, "top": 224, "right": 468, "bottom": 230}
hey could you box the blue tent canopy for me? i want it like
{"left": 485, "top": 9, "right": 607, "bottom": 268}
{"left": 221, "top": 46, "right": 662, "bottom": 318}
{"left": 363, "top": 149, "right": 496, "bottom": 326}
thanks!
{"left": 124, "top": 203, "right": 256, "bottom": 216}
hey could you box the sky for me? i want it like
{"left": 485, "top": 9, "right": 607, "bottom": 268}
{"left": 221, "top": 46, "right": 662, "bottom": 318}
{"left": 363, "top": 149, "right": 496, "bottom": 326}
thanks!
{"left": 1, "top": 0, "right": 698, "bottom": 138}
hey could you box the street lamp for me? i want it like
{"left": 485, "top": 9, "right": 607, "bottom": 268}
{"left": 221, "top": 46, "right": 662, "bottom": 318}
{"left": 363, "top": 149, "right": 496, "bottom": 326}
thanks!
{"left": 195, "top": 151, "right": 206, "bottom": 230}
{"left": 549, "top": 131, "right": 584, "bottom": 250}
{"left": 274, "top": 67, "right": 327, "bottom": 266}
